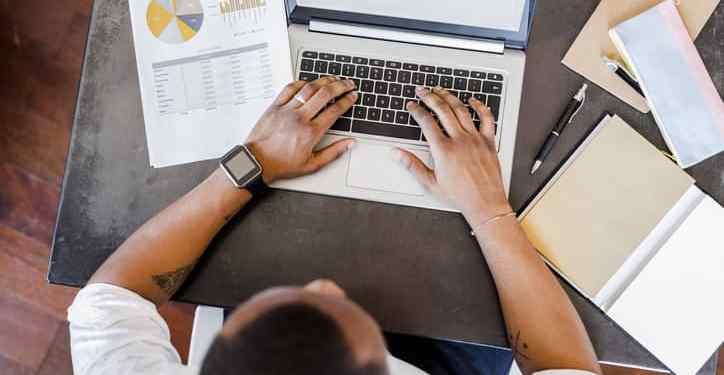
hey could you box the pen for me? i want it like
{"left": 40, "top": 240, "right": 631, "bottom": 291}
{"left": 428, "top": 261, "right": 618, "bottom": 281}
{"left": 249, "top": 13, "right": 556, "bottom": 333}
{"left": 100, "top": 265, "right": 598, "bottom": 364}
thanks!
{"left": 530, "top": 83, "right": 588, "bottom": 175}
{"left": 602, "top": 56, "right": 645, "bottom": 97}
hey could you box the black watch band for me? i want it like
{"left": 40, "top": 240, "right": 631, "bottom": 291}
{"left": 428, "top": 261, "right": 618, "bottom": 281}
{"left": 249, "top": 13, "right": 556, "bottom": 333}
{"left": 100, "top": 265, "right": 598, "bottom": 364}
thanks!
{"left": 244, "top": 175, "right": 269, "bottom": 197}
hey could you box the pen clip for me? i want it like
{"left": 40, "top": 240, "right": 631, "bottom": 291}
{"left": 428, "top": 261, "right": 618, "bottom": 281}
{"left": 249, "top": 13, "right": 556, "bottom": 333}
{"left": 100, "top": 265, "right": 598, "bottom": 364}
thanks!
{"left": 568, "top": 85, "right": 587, "bottom": 125}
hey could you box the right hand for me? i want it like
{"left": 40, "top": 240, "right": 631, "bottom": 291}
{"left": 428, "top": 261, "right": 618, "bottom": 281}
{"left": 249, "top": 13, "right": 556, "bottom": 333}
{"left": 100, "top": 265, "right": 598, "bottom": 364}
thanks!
{"left": 394, "top": 86, "right": 513, "bottom": 227}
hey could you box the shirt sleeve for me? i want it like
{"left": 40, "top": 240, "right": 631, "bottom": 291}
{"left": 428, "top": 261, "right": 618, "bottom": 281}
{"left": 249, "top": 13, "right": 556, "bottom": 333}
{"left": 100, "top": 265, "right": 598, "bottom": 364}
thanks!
{"left": 67, "top": 283, "right": 197, "bottom": 375}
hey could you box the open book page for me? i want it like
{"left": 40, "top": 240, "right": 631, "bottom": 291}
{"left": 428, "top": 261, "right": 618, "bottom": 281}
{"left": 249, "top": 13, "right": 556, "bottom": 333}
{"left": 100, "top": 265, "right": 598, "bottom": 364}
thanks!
{"left": 608, "top": 195, "right": 724, "bottom": 375}
{"left": 520, "top": 115, "right": 693, "bottom": 297}
{"left": 129, "top": 0, "right": 293, "bottom": 167}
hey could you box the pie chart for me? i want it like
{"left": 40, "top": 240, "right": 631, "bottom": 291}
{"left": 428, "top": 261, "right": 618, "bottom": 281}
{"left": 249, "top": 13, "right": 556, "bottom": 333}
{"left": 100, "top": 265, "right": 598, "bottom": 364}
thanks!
{"left": 147, "top": 0, "right": 204, "bottom": 44}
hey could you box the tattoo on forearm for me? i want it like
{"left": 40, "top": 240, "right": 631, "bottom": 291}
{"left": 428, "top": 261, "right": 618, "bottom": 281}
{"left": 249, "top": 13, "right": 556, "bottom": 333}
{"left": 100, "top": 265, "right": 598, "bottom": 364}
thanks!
{"left": 510, "top": 331, "right": 530, "bottom": 361}
{"left": 152, "top": 263, "right": 195, "bottom": 296}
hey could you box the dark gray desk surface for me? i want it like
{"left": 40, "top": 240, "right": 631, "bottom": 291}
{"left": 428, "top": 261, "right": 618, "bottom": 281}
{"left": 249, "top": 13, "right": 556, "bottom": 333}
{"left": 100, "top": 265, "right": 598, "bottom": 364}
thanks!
{"left": 50, "top": 0, "right": 723, "bottom": 372}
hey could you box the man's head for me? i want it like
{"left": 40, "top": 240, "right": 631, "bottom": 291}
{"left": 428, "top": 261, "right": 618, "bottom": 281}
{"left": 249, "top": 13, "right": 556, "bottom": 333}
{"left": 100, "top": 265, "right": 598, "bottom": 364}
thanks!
{"left": 200, "top": 280, "right": 389, "bottom": 375}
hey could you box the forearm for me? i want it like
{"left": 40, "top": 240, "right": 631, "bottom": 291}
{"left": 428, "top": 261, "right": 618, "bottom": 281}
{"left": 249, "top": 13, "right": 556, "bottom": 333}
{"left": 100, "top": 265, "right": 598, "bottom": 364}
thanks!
{"left": 471, "top": 216, "right": 601, "bottom": 374}
{"left": 89, "top": 168, "right": 251, "bottom": 305}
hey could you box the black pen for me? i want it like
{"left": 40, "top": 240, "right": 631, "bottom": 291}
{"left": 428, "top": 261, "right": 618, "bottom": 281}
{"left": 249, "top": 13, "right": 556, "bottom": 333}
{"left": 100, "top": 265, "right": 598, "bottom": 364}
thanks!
{"left": 603, "top": 56, "right": 645, "bottom": 97}
{"left": 530, "top": 83, "right": 588, "bottom": 175}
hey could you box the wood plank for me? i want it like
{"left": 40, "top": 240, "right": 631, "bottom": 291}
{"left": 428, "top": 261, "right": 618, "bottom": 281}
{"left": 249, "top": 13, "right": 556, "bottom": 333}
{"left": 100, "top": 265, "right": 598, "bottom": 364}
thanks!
{"left": 0, "top": 223, "right": 50, "bottom": 273}
{"left": 0, "top": 163, "right": 60, "bottom": 245}
{"left": 37, "top": 322, "right": 73, "bottom": 375}
{"left": 0, "top": 294, "right": 61, "bottom": 370}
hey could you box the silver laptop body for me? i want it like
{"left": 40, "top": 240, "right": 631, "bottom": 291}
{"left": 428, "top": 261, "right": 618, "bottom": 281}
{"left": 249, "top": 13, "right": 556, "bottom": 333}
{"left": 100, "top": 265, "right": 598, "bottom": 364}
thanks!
{"left": 274, "top": 0, "right": 535, "bottom": 212}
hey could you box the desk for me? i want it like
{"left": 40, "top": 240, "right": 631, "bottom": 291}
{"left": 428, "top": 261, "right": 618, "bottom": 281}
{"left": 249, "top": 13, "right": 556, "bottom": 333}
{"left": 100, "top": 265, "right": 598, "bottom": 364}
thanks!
{"left": 50, "top": 0, "right": 723, "bottom": 372}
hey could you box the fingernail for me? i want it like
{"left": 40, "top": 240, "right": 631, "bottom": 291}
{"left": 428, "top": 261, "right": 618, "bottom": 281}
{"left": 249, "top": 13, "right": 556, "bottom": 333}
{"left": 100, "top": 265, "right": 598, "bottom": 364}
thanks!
{"left": 350, "top": 91, "right": 358, "bottom": 97}
{"left": 416, "top": 86, "right": 429, "bottom": 96}
{"left": 406, "top": 101, "right": 416, "bottom": 110}
{"left": 434, "top": 86, "right": 444, "bottom": 92}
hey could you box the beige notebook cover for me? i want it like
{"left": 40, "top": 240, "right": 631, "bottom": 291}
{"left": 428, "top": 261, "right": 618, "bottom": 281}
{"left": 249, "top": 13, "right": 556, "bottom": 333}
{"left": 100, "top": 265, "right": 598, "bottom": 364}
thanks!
{"left": 561, "top": 0, "right": 718, "bottom": 113}
{"left": 520, "top": 115, "right": 694, "bottom": 296}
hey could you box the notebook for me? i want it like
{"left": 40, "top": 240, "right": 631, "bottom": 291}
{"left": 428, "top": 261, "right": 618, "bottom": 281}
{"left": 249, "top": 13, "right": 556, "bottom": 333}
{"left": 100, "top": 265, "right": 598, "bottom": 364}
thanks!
{"left": 520, "top": 115, "right": 724, "bottom": 375}
{"left": 609, "top": 0, "right": 724, "bottom": 168}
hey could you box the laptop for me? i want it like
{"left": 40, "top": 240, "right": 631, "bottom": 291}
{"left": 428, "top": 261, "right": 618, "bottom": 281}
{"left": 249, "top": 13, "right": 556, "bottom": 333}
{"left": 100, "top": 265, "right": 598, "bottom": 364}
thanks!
{"left": 273, "top": 0, "right": 536, "bottom": 211}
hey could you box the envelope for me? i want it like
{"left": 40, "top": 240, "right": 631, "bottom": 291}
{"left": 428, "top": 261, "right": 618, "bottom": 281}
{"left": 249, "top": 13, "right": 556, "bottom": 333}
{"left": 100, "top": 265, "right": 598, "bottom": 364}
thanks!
{"left": 562, "top": 0, "right": 719, "bottom": 113}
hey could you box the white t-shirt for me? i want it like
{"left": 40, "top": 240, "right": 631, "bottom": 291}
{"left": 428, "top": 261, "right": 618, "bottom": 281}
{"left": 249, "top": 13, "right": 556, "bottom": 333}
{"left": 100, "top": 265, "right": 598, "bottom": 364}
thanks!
{"left": 68, "top": 284, "right": 597, "bottom": 375}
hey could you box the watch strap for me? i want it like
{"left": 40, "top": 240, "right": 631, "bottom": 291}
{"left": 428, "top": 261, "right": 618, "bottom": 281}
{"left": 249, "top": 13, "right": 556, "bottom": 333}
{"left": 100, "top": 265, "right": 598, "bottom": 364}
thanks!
{"left": 244, "top": 174, "right": 269, "bottom": 197}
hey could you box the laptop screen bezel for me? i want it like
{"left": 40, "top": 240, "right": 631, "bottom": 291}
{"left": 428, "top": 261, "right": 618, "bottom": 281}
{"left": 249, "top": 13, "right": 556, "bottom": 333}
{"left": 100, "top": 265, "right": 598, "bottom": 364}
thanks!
{"left": 285, "top": 0, "right": 536, "bottom": 50}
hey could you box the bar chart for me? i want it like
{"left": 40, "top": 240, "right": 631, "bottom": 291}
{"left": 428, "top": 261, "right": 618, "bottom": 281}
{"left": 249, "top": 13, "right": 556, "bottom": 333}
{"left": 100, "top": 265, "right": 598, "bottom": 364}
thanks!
{"left": 218, "top": 0, "right": 267, "bottom": 24}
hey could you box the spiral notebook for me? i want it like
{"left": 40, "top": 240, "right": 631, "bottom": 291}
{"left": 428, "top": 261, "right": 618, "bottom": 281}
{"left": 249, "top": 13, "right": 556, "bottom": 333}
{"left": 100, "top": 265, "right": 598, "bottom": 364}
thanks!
{"left": 520, "top": 115, "right": 724, "bottom": 375}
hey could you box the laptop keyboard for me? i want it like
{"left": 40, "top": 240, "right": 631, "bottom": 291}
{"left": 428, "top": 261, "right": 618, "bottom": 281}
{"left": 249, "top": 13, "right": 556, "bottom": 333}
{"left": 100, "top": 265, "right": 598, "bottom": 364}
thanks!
{"left": 297, "top": 50, "right": 505, "bottom": 144}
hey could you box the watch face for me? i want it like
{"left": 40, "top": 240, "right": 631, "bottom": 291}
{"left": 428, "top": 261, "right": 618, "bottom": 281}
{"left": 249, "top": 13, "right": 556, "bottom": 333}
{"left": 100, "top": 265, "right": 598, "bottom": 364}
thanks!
{"left": 223, "top": 146, "right": 261, "bottom": 187}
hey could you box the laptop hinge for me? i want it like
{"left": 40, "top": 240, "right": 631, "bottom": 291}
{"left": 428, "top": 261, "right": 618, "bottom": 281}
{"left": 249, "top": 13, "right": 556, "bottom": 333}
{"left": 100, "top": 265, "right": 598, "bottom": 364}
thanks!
{"left": 309, "top": 19, "right": 506, "bottom": 55}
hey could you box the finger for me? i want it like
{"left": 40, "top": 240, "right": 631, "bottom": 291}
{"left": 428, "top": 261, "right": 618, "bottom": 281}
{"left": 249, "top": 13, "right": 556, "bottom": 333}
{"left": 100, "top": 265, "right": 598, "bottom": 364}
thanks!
{"left": 407, "top": 101, "right": 445, "bottom": 145}
{"left": 304, "top": 138, "right": 356, "bottom": 173}
{"left": 433, "top": 87, "right": 476, "bottom": 133}
{"left": 470, "top": 97, "right": 496, "bottom": 142}
{"left": 392, "top": 148, "right": 438, "bottom": 192}
{"left": 287, "top": 76, "right": 339, "bottom": 109}
{"left": 314, "top": 91, "right": 358, "bottom": 129}
{"left": 273, "top": 80, "right": 307, "bottom": 106}
{"left": 416, "top": 86, "right": 463, "bottom": 137}
{"left": 302, "top": 79, "right": 356, "bottom": 119}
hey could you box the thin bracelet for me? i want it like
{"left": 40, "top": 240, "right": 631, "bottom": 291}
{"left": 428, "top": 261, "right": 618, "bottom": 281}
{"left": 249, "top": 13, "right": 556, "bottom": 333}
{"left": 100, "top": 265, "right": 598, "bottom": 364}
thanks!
{"left": 470, "top": 211, "right": 516, "bottom": 236}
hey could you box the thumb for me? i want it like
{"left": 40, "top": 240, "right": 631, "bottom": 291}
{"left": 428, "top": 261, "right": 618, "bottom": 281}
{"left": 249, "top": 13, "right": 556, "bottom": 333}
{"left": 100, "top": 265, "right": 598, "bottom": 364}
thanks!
{"left": 305, "top": 138, "right": 356, "bottom": 173}
{"left": 392, "top": 148, "right": 438, "bottom": 191}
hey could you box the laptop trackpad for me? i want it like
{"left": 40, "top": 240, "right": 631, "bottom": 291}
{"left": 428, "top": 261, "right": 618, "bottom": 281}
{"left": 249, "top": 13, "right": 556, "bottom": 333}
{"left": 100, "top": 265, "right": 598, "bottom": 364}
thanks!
{"left": 347, "top": 143, "right": 431, "bottom": 196}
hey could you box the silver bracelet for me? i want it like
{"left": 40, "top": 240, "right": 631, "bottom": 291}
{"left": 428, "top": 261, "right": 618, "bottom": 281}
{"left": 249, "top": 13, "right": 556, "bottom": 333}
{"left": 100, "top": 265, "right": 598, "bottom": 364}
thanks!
{"left": 470, "top": 211, "right": 516, "bottom": 236}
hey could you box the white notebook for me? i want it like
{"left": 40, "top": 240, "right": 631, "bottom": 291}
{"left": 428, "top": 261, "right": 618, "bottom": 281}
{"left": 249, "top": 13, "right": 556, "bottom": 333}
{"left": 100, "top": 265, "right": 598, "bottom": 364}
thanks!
{"left": 520, "top": 115, "right": 724, "bottom": 375}
{"left": 609, "top": 0, "right": 724, "bottom": 168}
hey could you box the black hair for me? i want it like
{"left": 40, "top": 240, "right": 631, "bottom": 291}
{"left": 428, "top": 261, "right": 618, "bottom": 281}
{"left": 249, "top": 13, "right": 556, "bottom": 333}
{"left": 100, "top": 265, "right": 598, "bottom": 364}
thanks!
{"left": 200, "top": 302, "right": 387, "bottom": 375}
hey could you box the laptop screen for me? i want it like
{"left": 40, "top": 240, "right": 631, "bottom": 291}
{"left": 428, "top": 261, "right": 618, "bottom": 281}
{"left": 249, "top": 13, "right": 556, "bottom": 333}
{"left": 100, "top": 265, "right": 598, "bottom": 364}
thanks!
{"left": 296, "top": 0, "right": 527, "bottom": 32}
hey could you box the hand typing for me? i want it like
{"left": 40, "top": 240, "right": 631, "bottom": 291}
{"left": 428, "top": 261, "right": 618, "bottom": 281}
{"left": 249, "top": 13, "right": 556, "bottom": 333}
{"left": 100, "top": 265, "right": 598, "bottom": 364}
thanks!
{"left": 395, "top": 86, "right": 513, "bottom": 227}
{"left": 246, "top": 77, "right": 357, "bottom": 184}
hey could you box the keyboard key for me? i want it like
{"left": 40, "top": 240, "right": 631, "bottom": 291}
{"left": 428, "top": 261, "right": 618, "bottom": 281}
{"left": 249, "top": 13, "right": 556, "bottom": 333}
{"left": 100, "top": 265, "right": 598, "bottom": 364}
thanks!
{"left": 351, "top": 78, "right": 361, "bottom": 88}
{"left": 403, "top": 63, "right": 419, "bottom": 71}
{"left": 386, "top": 61, "right": 402, "bottom": 69}
{"left": 473, "top": 119, "right": 481, "bottom": 130}
{"left": 343, "top": 106, "right": 353, "bottom": 117}
{"left": 374, "top": 81, "right": 388, "bottom": 94}
{"left": 412, "top": 73, "right": 425, "bottom": 85}
{"left": 302, "top": 51, "right": 318, "bottom": 58}
{"left": 376, "top": 95, "right": 391, "bottom": 108}
{"left": 384, "top": 69, "right": 398, "bottom": 82}
{"left": 403, "top": 85, "right": 416, "bottom": 98}
{"left": 409, "top": 115, "right": 419, "bottom": 127}
{"left": 342, "top": 64, "right": 355, "bottom": 76}
{"left": 370, "top": 59, "right": 385, "bottom": 67}
{"left": 398, "top": 70, "right": 412, "bottom": 84}
{"left": 328, "top": 62, "right": 342, "bottom": 75}
{"left": 320, "top": 53, "right": 335, "bottom": 61}
{"left": 300, "top": 59, "right": 315, "bottom": 72}
{"left": 436, "top": 67, "right": 453, "bottom": 75}
{"left": 363, "top": 94, "right": 376, "bottom": 106}
{"left": 396, "top": 111, "right": 410, "bottom": 124}
{"left": 440, "top": 76, "right": 453, "bottom": 89}
{"left": 355, "top": 93, "right": 362, "bottom": 104}
{"left": 353, "top": 57, "right": 369, "bottom": 65}
{"left": 471, "top": 71, "right": 486, "bottom": 79}
{"left": 331, "top": 118, "right": 351, "bottom": 132}
{"left": 390, "top": 97, "right": 404, "bottom": 110}
{"left": 483, "top": 81, "right": 503, "bottom": 94}
{"left": 468, "top": 79, "right": 482, "bottom": 92}
{"left": 381, "top": 109, "right": 395, "bottom": 123}
{"left": 336, "top": 55, "right": 352, "bottom": 62}
{"left": 370, "top": 67, "right": 383, "bottom": 80}
{"left": 487, "top": 95, "right": 501, "bottom": 121}
{"left": 454, "top": 77, "right": 468, "bottom": 90}
{"left": 361, "top": 80, "right": 374, "bottom": 92}
{"left": 353, "top": 106, "right": 367, "bottom": 119}
{"left": 420, "top": 65, "right": 435, "bottom": 73}
{"left": 488, "top": 73, "right": 504, "bottom": 81}
{"left": 454, "top": 69, "right": 470, "bottom": 77}
{"left": 389, "top": 83, "right": 403, "bottom": 96}
{"left": 356, "top": 65, "right": 369, "bottom": 78}
{"left": 352, "top": 120, "right": 422, "bottom": 140}
{"left": 368, "top": 108, "right": 381, "bottom": 121}
{"left": 473, "top": 93, "right": 486, "bottom": 102}
{"left": 426, "top": 74, "right": 440, "bottom": 87}
{"left": 299, "top": 72, "right": 319, "bottom": 81}
{"left": 314, "top": 60, "right": 328, "bottom": 73}
{"left": 459, "top": 92, "right": 472, "bottom": 103}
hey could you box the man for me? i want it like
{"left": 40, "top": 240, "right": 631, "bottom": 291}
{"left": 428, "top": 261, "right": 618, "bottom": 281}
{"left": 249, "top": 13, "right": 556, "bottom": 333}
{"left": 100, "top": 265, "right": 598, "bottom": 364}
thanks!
{"left": 68, "top": 77, "right": 602, "bottom": 375}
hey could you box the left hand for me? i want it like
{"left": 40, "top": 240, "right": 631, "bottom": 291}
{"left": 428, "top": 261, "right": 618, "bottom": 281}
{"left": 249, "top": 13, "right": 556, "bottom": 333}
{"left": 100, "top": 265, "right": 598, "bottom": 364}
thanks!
{"left": 245, "top": 76, "right": 358, "bottom": 184}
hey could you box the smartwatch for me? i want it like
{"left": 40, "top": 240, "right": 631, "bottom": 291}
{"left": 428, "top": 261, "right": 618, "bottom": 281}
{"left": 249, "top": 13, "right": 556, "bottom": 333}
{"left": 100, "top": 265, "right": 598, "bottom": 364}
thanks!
{"left": 220, "top": 145, "right": 269, "bottom": 197}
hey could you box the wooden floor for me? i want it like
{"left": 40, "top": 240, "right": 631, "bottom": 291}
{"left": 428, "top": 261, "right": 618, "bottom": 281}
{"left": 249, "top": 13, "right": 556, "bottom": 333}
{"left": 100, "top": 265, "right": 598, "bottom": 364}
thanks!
{"left": 0, "top": 1, "right": 720, "bottom": 374}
